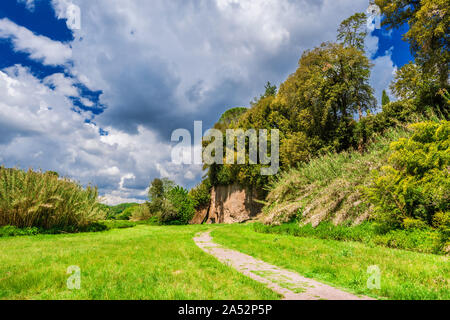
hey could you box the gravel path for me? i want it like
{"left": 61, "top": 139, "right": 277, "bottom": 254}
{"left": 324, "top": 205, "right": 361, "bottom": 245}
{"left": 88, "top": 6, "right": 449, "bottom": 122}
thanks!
{"left": 194, "top": 231, "right": 374, "bottom": 300}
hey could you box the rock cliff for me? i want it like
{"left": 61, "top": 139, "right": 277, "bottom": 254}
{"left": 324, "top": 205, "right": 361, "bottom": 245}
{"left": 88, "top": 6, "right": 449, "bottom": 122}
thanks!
{"left": 190, "top": 184, "right": 263, "bottom": 224}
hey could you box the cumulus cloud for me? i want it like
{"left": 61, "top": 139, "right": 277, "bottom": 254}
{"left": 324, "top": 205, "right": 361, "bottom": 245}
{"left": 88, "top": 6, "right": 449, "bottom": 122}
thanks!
{"left": 0, "top": 65, "right": 201, "bottom": 204}
{"left": 0, "top": 18, "right": 72, "bottom": 66}
{"left": 370, "top": 50, "right": 397, "bottom": 106}
{"left": 52, "top": 0, "right": 371, "bottom": 137}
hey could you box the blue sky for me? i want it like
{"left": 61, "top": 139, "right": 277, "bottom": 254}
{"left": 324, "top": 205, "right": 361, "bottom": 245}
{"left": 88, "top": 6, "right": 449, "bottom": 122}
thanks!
{"left": 0, "top": 0, "right": 413, "bottom": 204}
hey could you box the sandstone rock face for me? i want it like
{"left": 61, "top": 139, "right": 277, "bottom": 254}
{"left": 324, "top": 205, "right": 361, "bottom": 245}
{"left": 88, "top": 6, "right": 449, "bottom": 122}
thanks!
{"left": 190, "top": 206, "right": 209, "bottom": 224}
{"left": 190, "top": 184, "right": 263, "bottom": 224}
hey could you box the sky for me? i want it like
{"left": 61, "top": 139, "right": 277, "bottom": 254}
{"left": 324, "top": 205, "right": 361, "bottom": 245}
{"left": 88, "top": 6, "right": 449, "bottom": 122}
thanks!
{"left": 0, "top": 0, "right": 413, "bottom": 205}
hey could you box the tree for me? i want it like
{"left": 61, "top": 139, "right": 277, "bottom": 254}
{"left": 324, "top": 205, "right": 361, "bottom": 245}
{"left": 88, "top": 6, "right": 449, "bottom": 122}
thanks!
{"left": 147, "top": 178, "right": 175, "bottom": 214}
{"left": 148, "top": 178, "right": 164, "bottom": 202}
{"left": 263, "top": 81, "right": 277, "bottom": 98}
{"left": 250, "top": 82, "right": 278, "bottom": 106}
{"left": 46, "top": 171, "right": 59, "bottom": 178}
{"left": 209, "top": 42, "right": 376, "bottom": 180}
{"left": 165, "top": 186, "right": 195, "bottom": 224}
{"left": 146, "top": 178, "right": 195, "bottom": 224}
{"left": 189, "top": 180, "right": 211, "bottom": 210}
{"left": 390, "top": 62, "right": 423, "bottom": 100}
{"left": 203, "top": 42, "right": 376, "bottom": 188}
{"left": 216, "top": 107, "right": 248, "bottom": 131}
{"left": 376, "top": 0, "right": 449, "bottom": 86}
{"left": 382, "top": 90, "right": 391, "bottom": 106}
{"left": 337, "top": 12, "right": 368, "bottom": 51}
{"left": 390, "top": 62, "right": 448, "bottom": 116}
{"left": 278, "top": 42, "right": 376, "bottom": 133}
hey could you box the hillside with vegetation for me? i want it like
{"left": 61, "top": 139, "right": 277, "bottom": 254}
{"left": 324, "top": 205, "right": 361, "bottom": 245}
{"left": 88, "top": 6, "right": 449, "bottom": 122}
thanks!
{"left": 189, "top": 2, "right": 449, "bottom": 254}
{"left": 0, "top": 0, "right": 448, "bottom": 301}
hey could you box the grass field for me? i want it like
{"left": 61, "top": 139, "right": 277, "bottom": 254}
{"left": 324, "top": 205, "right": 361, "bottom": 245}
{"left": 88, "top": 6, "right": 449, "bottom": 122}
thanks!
{"left": 0, "top": 225, "right": 279, "bottom": 300}
{"left": 212, "top": 224, "right": 450, "bottom": 300}
{"left": 1, "top": 224, "right": 448, "bottom": 300}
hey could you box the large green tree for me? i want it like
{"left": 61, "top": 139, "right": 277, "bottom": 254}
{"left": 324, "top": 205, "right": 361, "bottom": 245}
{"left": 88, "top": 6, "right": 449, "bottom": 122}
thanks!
{"left": 277, "top": 42, "right": 376, "bottom": 135}
{"left": 337, "top": 12, "right": 368, "bottom": 51}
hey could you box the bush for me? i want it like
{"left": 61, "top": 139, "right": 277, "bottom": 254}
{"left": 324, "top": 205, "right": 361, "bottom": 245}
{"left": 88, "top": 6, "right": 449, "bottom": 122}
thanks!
{"left": 164, "top": 186, "right": 195, "bottom": 225}
{"left": 0, "top": 226, "right": 41, "bottom": 237}
{"left": 0, "top": 167, "right": 105, "bottom": 230}
{"left": 253, "top": 222, "right": 445, "bottom": 254}
{"left": 0, "top": 220, "right": 138, "bottom": 238}
{"left": 103, "top": 203, "right": 139, "bottom": 220}
{"left": 189, "top": 180, "right": 211, "bottom": 209}
{"left": 116, "top": 205, "right": 139, "bottom": 220}
{"left": 144, "top": 178, "right": 196, "bottom": 225}
{"left": 131, "top": 203, "right": 152, "bottom": 221}
{"left": 365, "top": 121, "right": 449, "bottom": 230}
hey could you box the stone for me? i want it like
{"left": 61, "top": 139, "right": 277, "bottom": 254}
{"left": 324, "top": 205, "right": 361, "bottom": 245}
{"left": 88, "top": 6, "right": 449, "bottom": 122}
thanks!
{"left": 190, "top": 184, "right": 263, "bottom": 224}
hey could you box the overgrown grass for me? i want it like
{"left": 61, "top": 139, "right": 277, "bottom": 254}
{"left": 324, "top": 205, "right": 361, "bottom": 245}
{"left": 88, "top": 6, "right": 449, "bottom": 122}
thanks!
{"left": 0, "top": 167, "right": 105, "bottom": 229}
{"left": 253, "top": 222, "right": 445, "bottom": 255}
{"left": 0, "top": 225, "right": 279, "bottom": 300}
{"left": 212, "top": 224, "right": 450, "bottom": 300}
{"left": 262, "top": 126, "right": 412, "bottom": 226}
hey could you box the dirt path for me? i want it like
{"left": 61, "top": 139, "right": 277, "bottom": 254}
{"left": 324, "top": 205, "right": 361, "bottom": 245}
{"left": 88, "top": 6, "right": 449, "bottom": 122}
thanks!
{"left": 194, "top": 231, "right": 374, "bottom": 300}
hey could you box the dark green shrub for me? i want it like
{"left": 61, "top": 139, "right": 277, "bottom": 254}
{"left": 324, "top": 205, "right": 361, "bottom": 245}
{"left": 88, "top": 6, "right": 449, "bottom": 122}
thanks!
{"left": 116, "top": 205, "right": 139, "bottom": 220}
{"left": 165, "top": 186, "right": 195, "bottom": 225}
{"left": 253, "top": 222, "right": 445, "bottom": 254}
{"left": 104, "top": 203, "right": 139, "bottom": 220}
{"left": 0, "top": 226, "right": 40, "bottom": 237}
{"left": 81, "top": 222, "right": 109, "bottom": 233}
{"left": 0, "top": 220, "right": 129, "bottom": 238}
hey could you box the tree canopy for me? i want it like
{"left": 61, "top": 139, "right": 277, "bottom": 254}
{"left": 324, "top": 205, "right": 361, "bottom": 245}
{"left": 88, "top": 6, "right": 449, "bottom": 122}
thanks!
{"left": 337, "top": 12, "right": 368, "bottom": 51}
{"left": 203, "top": 41, "right": 376, "bottom": 188}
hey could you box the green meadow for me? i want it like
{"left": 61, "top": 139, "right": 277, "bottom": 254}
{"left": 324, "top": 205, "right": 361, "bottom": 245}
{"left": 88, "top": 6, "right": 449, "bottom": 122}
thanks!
{"left": 1, "top": 224, "right": 448, "bottom": 300}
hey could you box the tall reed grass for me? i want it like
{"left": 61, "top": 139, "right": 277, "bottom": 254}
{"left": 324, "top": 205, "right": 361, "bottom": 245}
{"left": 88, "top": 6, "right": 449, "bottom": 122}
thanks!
{"left": 0, "top": 167, "right": 105, "bottom": 229}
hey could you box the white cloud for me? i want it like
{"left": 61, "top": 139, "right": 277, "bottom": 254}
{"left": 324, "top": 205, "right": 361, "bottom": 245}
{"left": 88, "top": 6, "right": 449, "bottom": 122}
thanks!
{"left": 0, "top": 65, "right": 201, "bottom": 203}
{"left": 98, "top": 166, "right": 120, "bottom": 177}
{"left": 43, "top": 73, "right": 79, "bottom": 96}
{"left": 365, "top": 32, "right": 380, "bottom": 58}
{"left": 0, "top": 18, "right": 72, "bottom": 66}
{"left": 18, "top": 0, "right": 35, "bottom": 11}
{"left": 99, "top": 194, "right": 145, "bottom": 206}
{"left": 370, "top": 50, "right": 397, "bottom": 105}
{"left": 51, "top": 0, "right": 371, "bottom": 136}
{"left": 365, "top": 32, "right": 397, "bottom": 106}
